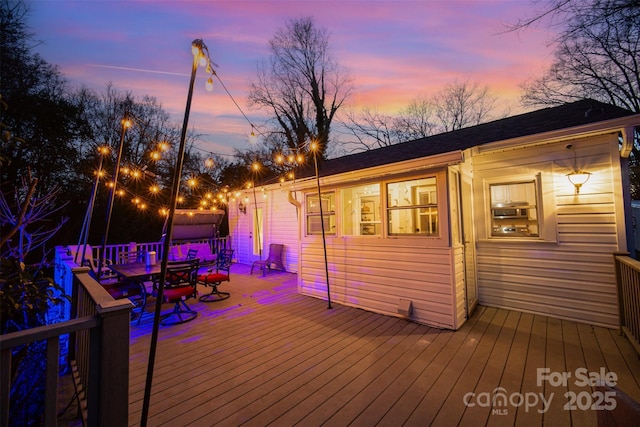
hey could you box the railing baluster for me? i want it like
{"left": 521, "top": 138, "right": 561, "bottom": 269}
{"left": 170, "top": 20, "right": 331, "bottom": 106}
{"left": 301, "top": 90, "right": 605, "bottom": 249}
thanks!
{"left": 613, "top": 252, "right": 640, "bottom": 357}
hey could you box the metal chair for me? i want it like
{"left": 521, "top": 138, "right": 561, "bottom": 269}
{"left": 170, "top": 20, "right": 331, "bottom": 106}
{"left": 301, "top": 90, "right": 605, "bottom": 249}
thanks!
{"left": 68, "top": 244, "right": 118, "bottom": 281}
{"left": 198, "top": 249, "right": 233, "bottom": 302}
{"left": 119, "top": 250, "right": 146, "bottom": 264}
{"left": 159, "top": 259, "right": 199, "bottom": 325}
{"left": 88, "top": 269, "right": 147, "bottom": 324}
{"left": 251, "top": 243, "right": 285, "bottom": 276}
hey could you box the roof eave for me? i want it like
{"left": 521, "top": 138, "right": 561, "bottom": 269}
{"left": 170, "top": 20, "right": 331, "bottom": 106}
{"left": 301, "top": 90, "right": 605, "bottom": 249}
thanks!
{"left": 474, "top": 114, "right": 640, "bottom": 156}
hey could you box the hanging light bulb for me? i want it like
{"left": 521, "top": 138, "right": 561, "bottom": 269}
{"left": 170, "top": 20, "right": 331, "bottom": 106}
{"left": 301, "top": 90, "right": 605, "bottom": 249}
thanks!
{"left": 205, "top": 157, "right": 214, "bottom": 168}
{"left": 206, "top": 77, "right": 214, "bottom": 92}
{"left": 248, "top": 125, "right": 259, "bottom": 144}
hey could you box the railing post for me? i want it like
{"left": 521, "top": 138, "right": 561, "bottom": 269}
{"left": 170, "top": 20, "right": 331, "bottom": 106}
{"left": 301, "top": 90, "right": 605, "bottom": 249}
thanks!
{"left": 613, "top": 251, "right": 630, "bottom": 335}
{"left": 94, "top": 299, "right": 131, "bottom": 426}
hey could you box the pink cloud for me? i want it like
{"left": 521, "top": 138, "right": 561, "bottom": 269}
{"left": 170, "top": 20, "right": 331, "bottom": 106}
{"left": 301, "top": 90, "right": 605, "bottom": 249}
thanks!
{"left": 30, "top": 0, "right": 557, "bottom": 153}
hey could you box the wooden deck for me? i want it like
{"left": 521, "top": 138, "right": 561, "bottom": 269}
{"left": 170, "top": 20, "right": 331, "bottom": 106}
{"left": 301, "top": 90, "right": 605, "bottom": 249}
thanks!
{"left": 125, "top": 263, "right": 640, "bottom": 426}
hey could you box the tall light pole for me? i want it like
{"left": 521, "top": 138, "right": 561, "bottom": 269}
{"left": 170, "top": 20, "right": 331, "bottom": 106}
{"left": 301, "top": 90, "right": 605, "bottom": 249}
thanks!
{"left": 275, "top": 141, "right": 332, "bottom": 309}
{"left": 250, "top": 162, "right": 263, "bottom": 261}
{"left": 311, "top": 142, "right": 332, "bottom": 309}
{"left": 97, "top": 114, "right": 131, "bottom": 280}
{"left": 75, "top": 146, "right": 109, "bottom": 266}
{"left": 141, "top": 38, "right": 215, "bottom": 427}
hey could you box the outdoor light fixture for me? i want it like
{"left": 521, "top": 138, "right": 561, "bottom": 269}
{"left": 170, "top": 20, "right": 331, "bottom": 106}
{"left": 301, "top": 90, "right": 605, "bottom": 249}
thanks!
{"left": 274, "top": 140, "right": 331, "bottom": 309}
{"left": 142, "top": 38, "right": 216, "bottom": 427}
{"left": 98, "top": 111, "right": 131, "bottom": 280}
{"left": 566, "top": 144, "right": 591, "bottom": 194}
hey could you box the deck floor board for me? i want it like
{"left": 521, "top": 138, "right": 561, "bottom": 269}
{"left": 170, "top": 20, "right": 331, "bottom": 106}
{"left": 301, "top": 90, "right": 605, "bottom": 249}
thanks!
{"left": 125, "top": 264, "right": 640, "bottom": 426}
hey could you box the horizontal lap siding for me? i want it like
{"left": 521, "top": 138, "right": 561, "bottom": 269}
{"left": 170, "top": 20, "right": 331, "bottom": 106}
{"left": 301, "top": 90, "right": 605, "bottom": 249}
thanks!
{"left": 300, "top": 239, "right": 456, "bottom": 329}
{"left": 266, "top": 189, "right": 300, "bottom": 272}
{"left": 474, "top": 136, "right": 622, "bottom": 328}
{"left": 453, "top": 246, "right": 467, "bottom": 329}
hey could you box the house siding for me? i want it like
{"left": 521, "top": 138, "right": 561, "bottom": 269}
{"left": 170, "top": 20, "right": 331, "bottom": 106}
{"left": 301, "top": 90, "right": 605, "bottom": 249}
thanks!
{"left": 452, "top": 245, "right": 467, "bottom": 329}
{"left": 230, "top": 188, "right": 299, "bottom": 272}
{"left": 299, "top": 238, "right": 457, "bottom": 329}
{"left": 472, "top": 134, "right": 623, "bottom": 328}
{"left": 265, "top": 188, "right": 300, "bottom": 273}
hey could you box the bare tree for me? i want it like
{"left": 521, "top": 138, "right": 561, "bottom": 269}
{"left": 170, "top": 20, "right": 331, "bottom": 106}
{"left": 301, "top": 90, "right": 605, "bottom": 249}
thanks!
{"left": 434, "top": 80, "right": 499, "bottom": 132}
{"left": 339, "top": 80, "right": 501, "bottom": 151}
{"left": 338, "top": 108, "right": 401, "bottom": 152}
{"left": 0, "top": 170, "right": 68, "bottom": 260}
{"left": 248, "top": 17, "right": 353, "bottom": 159}
{"left": 395, "top": 96, "right": 440, "bottom": 141}
{"left": 515, "top": 0, "right": 640, "bottom": 112}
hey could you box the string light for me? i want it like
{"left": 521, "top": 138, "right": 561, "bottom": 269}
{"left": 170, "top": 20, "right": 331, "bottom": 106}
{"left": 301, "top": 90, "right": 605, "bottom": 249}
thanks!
{"left": 192, "top": 39, "right": 217, "bottom": 92}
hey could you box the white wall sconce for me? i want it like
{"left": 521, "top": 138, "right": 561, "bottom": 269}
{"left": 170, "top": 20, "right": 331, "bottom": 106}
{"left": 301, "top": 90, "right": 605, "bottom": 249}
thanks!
{"left": 566, "top": 144, "right": 591, "bottom": 194}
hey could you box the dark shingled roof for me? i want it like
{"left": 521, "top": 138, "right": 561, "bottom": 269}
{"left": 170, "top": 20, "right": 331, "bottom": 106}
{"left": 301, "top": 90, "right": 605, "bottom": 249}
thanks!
{"left": 297, "top": 99, "right": 634, "bottom": 180}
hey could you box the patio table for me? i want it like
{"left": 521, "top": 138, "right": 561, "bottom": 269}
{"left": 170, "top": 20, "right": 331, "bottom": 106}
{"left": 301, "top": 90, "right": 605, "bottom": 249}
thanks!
{"left": 109, "top": 262, "right": 162, "bottom": 280}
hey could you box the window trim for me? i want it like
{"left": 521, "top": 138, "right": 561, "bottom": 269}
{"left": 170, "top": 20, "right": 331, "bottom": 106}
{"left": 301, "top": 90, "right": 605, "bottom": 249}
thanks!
{"left": 386, "top": 176, "right": 440, "bottom": 237}
{"left": 481, "top": 172, "right": 557, "bottom": 242}
{"left": 305, "top": 191, "right": 336, "bottom": 236}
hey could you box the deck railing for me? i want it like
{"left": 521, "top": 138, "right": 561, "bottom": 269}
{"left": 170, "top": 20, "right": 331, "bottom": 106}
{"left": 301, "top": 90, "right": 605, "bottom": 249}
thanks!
{"left": 87, "top": 236, "right": 230, "bottom": 266}
{"left": 0, "top": 258, "right": 132, "bottom": 426}
{"left": 613, "top": 251, "right": 640, "bottom": 357}
{"left": 1, "top": 237, "right": 231, "bottom": 426}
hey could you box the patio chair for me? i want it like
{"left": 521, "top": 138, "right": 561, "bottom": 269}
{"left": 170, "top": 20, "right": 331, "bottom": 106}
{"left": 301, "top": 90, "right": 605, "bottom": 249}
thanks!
{"left": 68, "top": 244, "right": 118, "bottom": 281}
{"left": 198, "top": 249, "right": 233, "bottom": 302}
{"left": 186, "top": 248, "right": 198, "bottom": 260}
{"left": 159, "top": 259, "right": 200, "bottom": 325}
{"left": 88, "top": 269, "right": 147, "bottom": 324}
{"left": 251, "top": 243, "right": 285, "bottom": 276}
{"left": 119, "top": 250, "right": 146, "bottom": 264}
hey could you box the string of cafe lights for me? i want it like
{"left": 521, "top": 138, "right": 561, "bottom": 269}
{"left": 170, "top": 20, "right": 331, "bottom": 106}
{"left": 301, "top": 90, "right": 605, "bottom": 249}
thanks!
{"left": 93, "top": 87, "right": 262, "bottom": 217}
{"left": 93, "top": 41, "right": 306, "bottom": 218}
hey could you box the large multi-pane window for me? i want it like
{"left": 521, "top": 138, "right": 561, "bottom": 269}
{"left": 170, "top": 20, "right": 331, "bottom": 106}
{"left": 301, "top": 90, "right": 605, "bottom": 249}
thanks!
{"left": 387, "top": 177, "right": 438, "bottom": 236}
{"left": 306, "top": 192, "right": 336, "bottom": 235}
{"left": 341, "top": 184, "right": 382, "bottom": 236}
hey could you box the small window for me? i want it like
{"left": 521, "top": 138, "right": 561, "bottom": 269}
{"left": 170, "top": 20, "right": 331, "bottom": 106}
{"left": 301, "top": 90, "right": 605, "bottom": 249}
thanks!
{"left": 341, "top": 184, "right": 382, "bottom": 236}
{"left": 387, "top": 177, "right": 438, "bottom": 236}
{"left": 306, "top": 192, "right": 336, "bottom": 235}
{"left": 490, "top": 181, "right": 539, "bottom": 237}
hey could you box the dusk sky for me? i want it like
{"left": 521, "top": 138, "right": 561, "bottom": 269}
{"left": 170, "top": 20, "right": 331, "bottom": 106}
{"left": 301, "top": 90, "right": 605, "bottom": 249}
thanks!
{"left": 29, "top": 0, "right": 556, "bottom": 156}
